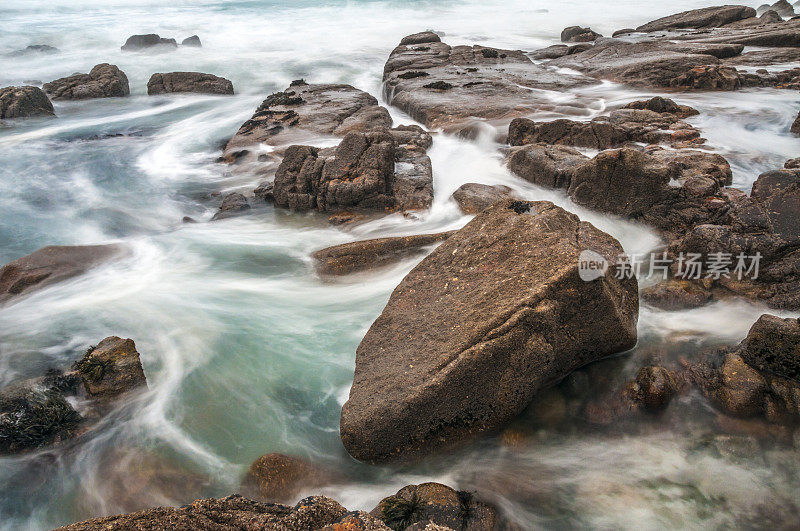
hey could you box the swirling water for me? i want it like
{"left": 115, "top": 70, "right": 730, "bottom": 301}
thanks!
{"left": 1, "top": 0, "right": 799, "bottom": 528}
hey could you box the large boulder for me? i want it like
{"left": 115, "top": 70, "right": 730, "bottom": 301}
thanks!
{"left": 738, "top": 314, "right": 800, "bottom": 381}
{"left": 340, "top": 199, "right": 638, "bottom": 462}
{"left": 635, "top": 5, "right": 757, "bottom": 32}
{"left": 210, "top": 192, "right": 250, "bottom": 221}
{"left": 121, "top": 34, "right": 177, "bottom": 51}
{"left": 451, "top": 183, "right": 516, "bottom": 214}
{"left": 43, "top": 64, "right": 129, "bottom": 100}
{"left": 73, "top": 337, "right": 147, "bottom": 399}
{"left": 272, "top": 126, "right": 433, "bottom": 213}
{"left": 55, "top": 495, "right": 350, "bottom": 530}
{"left": 147, "top": 72, "right": 233, "bottom": 95}
{"left": 382, "top": 32, "right": 597, "bottom": 131}
{"left": 225, "top": 82, "right": 392, "bottom": 151}
{"left": 0, "top": 244, "right": 123, "bottom": 304}
{"left": 0, "top": 86, "right": 54, "bottom": 119}
{"left": 312, "top": 232, "right": 454, "bottom": 275}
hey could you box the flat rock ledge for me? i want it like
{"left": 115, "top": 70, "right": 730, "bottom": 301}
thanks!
{"left": 43, "top": 64, "right": 130, "bottom": 100}
{"left": 340, "top": 199, "right": 638, "bottom": 462}
{"left": 147, "top": 72, "right": 234, "bottom": 95}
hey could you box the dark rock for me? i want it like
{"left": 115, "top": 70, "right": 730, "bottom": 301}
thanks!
{"left": 147, "top": 72, "right": 233, "bottom": 95}
{"left": 121, "top": 34, "right": 177, "bottom": 51}
{"left": 0, "top": 244, "right": 123, "bottom": 304}
{"left": 241, "top": 453, "right": 339, "bottom": 503}
{"left": 7, "top": 44, "right": 58, "bottom": 57}
{"left": 671, "top": 18, "right": 800, "bottom": 47}
{"left": 254, "top": 181, "right": 274, "bottom": 202}
{"left": 382, "top": 33, "right": 596, "bottom": 130}
{"left": 530, "top": 44, "right": 570, "bottom": 60}
{"left": 632, "top": 366, "right": 679, "bottom": 412}
{"left": 636, "top": 5, "right": 757, "bottom": 32}
{"left": 0, "top": 380, "right": 81, "bottom": 454}
{"left": 73, "top": 336, "right": 147, "bottom": 399}
{"left": 0, "top": 85, "right": 54, "bottom": 119}
{"left": 400, "top": 31, "right": 442, "bottom": 45}
{"left": 372, "top": 483, "right": 499, "bottom": 530}
{"left": 55, "top": 494, "right": 349, "bottom": 530}
{"left": 622, "top": 96, "right": 699, "bottom": 117}
{"left": 670, "top": 64, "right": 741, "bottom": 90}
{"left": 451, "top": 183, "right": 516, "bottom": 214}
{"left": 612, "top": 28, "right": 636, "bottom": 37}
{"left": 792, "top": 110, "right": 800, "bottom": 134}
{"left": 506, "top": 143, "right": 588, "bottom": 189}
{"left": 750, "top": 169, "right": 800, "bottom": 241}
{"left": 770, "top": 0, "right": 796, "bottom": 17}
{"left": 320, "top": 512, "right": 391, "bottom": 530}
{"left": 340, "top": 199, "right": 638, "bottom": 462}
{"left": 640, "top": 279, "right": 713, "bottom": 310}
{"left": 272, "top": 126, "right": 433, "bottom": 213}
{"left": 211, "top": 192, "right": 250, "bottom": 221}
{"left": 225, "top": 83, "right": 391, "bottom": 151}
{"left": 181, "top": 35, "right": 202, "bottom": 47}
{"left": 43, "top": 64, "right": 129, "bottom": 100}
{"left": 561, "top": 26, "right": 602, "bottom": 42}
{"left": 739, "top": 314, "right": 800, "bottom": 381}
{"left": 785, "top": 157, "right": 800, "bottom": 168}
{"left": 312, "top": 232, "right": 454, "bottom": 276}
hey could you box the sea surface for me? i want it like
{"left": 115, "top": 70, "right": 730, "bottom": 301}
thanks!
{"left": 1, "top": 0, "right": 799, "bottom": 528}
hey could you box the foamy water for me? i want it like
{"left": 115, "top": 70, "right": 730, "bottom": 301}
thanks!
{"left": 1, "top": 0, "right": 798, "bottom": 528}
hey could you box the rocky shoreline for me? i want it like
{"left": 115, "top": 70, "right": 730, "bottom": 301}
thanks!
{"left": 2, "top": 2, "right": 800, "bottom": 529}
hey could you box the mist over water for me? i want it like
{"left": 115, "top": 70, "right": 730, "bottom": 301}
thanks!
{"left": 1, "top": 0, "right": 799, "bottom": 528}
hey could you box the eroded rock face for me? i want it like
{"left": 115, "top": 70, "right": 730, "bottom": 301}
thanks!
{"left": 340, "top": 199, "right": 638, "bottom": 462}
{"left": 635, "top": 5, "right": 757, "bottom": 32}
{"left": 382, "top": 32, "right": 596, "bottom": 131}
{"left": 121, "top": 34, "right": 177, "bottom": 51}
{"left": 792, "top": 110, "right": 800, "bottom": 135}
{"left": 43, "top": 64, "right": 129, "bottom": 100}
{"left": 55, "top": 495, "right": 350, "bottom": 530}
{"left": 73, "top": 337, "right": 147, "bottom": 399}
{"left": 241, "top": 453, "right": 339, "bottom": 504}
{"left": 225, "top": 82, "right": 392, "bottom": 150}
{"left": 0, "top": 86, "right": 54, "bottom": 119}
{"left": 451, "top": 183, "right": 516, "bottom": 214}
{"left": 739, "top": 314, "right": 800, "bottom": 381}
{"left": 312, "top": 232, "right": 454, "bottom": 276}
{"left": 272, "top": 126, "right": 433, "bottom": 213}
{"left": 147, "top": 72, "right": 233, "bottom": 95}
{"left": 0, "top": 244, "right": 123, "bottom": 304}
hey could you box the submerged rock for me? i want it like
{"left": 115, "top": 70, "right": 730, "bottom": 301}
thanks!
{"left": 0, "top": 85, "right": 54, "bottom": 119}
{"left": 225, "top": 82, "right": 391, "bottom": 151}
{"left": 561, "top": 26, "right": 602, "bottom": 42}
{"left": 241, "top": 453, "right": 339, "bottom": 503}
{"left": 210, "top": 192, "right": 250, "bottom": 220}
{"left": 43, "top": 64, "right": 129, "bottom": 100}
{"left": 0, "top": 244, "right": 123, "bottom": 304}
{"left": 382, "top": 32, "right": 596, "bottom": 131}
{"left": 147, "top": 72, "right": 233, "bottom": 95}
{"left": 121, "top": 34, "right": 177, "bottom": 51}
{"left": 73, "top": 336, "right": 147, "bottom": 400}
{"left": 7, "top": 44, "right": 58, "bottom": 57}
{"left": 340, "top": 199, "right": 638, "bottom": 462}
{"left": 451, "top": 183, "right": 516, "bottom": 214}
{"left": 181, "top": 35, "right": 202, "bottom": 47}
{"left": 792, "top": 110, "right": 800, "bottom": 135}
{"left": 312, "top": 232, "right": 454, "bottom": 275}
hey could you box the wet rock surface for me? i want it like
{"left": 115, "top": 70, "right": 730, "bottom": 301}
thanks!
{"left": 451, "top": 183, "right": 516, "bottom": 214}
{"left": 340, "top": 199, "right": 638, "bottom": 462}
{"left": 225, "top": 82, "right": 392, "bottom": 150}
{"left": 211, "top": 192, "right": 251, "bottom": 220}
{"left": 561, "top": 26, "right": 602, "bottom": 42}
{"left": 43, "top": 64, "right": 129, "bottom": 100}
{"left": 0, "top": 85, "right": 54, "bottom": 119}
{"left": 7, "top": 44, "right": 58, "bottom": 56}
{"left": 382, "top": 32, "right": 596, "bottom": 131}
{"left": 73, "top": 336, "right": 147, "bottom": 400}
{"left": 635, "top": 5, "right": 757, "bottom": 32}
{"left": 312, "top": 232, "right": 454, "bottom": 276}
{"left": 0, "top": 245, "right": 123, "bottom": 304}
{"left": 147, "top": 72, "right": 234, "bottom": 95}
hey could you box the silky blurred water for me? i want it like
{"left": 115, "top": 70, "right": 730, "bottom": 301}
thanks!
{"left": 1, "top": 0, "right": 799, "bottom": 529}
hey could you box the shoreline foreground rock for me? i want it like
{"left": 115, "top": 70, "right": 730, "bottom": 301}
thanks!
{"left": 340, "top": 199, "right": 639, "bottom": 462}
{"left": 0, "top": 85, "right": 54, "bottom": 119}
{"left": 43, "top": 64, "right": 130, "bottom": 100}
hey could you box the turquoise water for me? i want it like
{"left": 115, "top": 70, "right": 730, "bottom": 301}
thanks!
{"left": 1, "top": 0, "right": 799, "bottom": 528}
